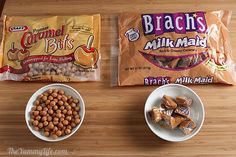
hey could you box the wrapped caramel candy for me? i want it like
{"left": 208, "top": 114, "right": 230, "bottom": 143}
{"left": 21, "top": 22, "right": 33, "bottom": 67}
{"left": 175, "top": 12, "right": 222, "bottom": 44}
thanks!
{"left": 150, "top": 95, "right": 197, "bottom": 134}
{"left": 179, "top": 118, "right": 196, "bottom": 135}
{"left": 160, "top": 103, "right": 174, "bottom": 116}
{"left": 162, "top": 95, "right": 177, "bottom": 109}
{"left": 150, "top": 107, "right": 162, "bottom": 123}
{"left": 170, "top": 115, "right": 186, "bottom": 129}
{"left": 174, "top": 106, "right": 190, "bottom": 117}
{"left": 176, "top": 96, "right": 192, "bottom": 107}
{"left": 159, "top": 113, "right": 172, "bottom": 128}
{"left": 159, "top": 114, "right": 185, "bottom": 129}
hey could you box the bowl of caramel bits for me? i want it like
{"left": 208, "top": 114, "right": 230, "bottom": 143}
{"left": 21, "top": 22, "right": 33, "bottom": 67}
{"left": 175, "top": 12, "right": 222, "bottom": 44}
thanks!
{"left": 25, "top": 84, "right": 85, "bottom": 142}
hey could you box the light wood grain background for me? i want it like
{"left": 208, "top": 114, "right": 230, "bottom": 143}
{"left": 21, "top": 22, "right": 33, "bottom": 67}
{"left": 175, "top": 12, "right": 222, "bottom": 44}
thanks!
{"left": 0, "top": 0, "right": 236, "bottom": 156}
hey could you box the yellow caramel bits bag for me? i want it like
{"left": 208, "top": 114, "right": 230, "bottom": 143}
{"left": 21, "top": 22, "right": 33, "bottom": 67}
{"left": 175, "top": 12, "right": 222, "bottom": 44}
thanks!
{"left": 118, "top": 11, "right": 236, "bottom": 86}
{"left": 0, "top": 15, "right": 100, "bottom": 82}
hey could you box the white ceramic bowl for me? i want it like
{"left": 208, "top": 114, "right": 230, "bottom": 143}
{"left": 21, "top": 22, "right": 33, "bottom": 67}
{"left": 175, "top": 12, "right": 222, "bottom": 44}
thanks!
{"left": 25, "top": 84, "right": 85, "bottom": 142}
{"left": 144, "top": 84, "right": 205, "bottom": 142}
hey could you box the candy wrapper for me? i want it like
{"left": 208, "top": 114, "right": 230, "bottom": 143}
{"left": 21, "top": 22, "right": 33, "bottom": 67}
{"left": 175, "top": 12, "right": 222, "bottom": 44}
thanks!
{"left": 175, "top": 96, "right": 192, "bottom": 107}
{"left": 150, "top": 95, "right": 196, "bottom": 133}
{"left": 179, "top": 118, "right": 196, "bottom": 135}
{"left": 150, "top": 107, "right": 162, "bottom": 123}
{"left": 118, "top": 10, "right": 236, "bottom": 86}
{"left": 0, "top": 15, "right": 101, "bottom": 82}
{"left": 162, "top": 95, "right": 177, "bottom": 109}
{"left": 174, "top": 106, "right": 190, "bottom": 117}
{"left": 159, "top": 114, "right": 185, "bottom": 129}
{"left": 160, "top": 104, "right": 174, "bottom": 116}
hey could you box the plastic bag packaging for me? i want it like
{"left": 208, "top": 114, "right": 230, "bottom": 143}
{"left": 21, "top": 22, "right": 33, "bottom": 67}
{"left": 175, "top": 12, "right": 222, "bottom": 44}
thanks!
{"left": 117, "top": 10, "right": 236, "bottom": 86}
{"left": 0, "top": 15, "right": 101, "bottom": 82}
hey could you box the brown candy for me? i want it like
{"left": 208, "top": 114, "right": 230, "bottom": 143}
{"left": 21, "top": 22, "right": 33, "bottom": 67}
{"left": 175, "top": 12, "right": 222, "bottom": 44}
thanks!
{"left": 150, "top": 107, "right": 162, "bottom": 123}
{"left": 170, "top": 115, "right": 186, "bottom": 129}
{"left": 29, "top": 88, "right": 81, "bottom": 139}
{"left": 160, "top": 104, "right": 173, "bottom": 116}
{"left": 175, "top": 96, "right": 192, "bottom": 107}
{"left": 174, "top": 106, "right": 190, "bottom": 117}
{"left": 177, "top": 57, "right": 192, "bottom": 68}
{"left": 150, "top": 95, "right": 196, "bottom": 134}
{"left": 159, "top": 114, "right": 172, "bottom": 128}
{"left": 162, "top": 95, "right": 177, "bottom": 109}
{"left": 169, "top": 58, "right": 180, "bottom": 68}
{"left": 149, "top": 54, "right": 205, "bottom": 70}
{"left": 159, "top": 114, "right": 185, "bottom": 129}
{"left": 179, "top": 118, "right": 196, "bottom": 135}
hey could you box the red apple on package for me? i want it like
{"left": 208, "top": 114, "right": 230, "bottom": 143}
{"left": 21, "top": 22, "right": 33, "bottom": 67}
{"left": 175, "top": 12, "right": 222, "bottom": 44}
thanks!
{"left": 74, "top": 35, "right": 99, "bottom": 69}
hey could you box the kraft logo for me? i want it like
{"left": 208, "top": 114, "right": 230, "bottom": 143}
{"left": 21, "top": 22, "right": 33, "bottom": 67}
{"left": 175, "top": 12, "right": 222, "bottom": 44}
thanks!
{"left": 9, "top": 26, "right": 28, "bottom": 32}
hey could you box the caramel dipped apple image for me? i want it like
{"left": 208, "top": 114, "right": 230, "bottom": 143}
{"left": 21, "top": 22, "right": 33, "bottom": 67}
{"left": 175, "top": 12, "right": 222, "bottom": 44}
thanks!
{"left": 74, "top": 35, "right": 99, "bottom": 69}
{"left": 17, "top": 48, "right": 30, "bottom": 61}
{"left": 7, "top": 42, "right": 19, "bottom": 61}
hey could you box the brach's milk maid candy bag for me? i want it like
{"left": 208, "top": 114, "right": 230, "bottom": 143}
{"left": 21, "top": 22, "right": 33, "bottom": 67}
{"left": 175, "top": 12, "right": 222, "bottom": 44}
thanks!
{"left": 118, "top": 11, "right": 236, "bottom": 86}
{"left": 0, "top": 15, "right": 100, "bottom": 82}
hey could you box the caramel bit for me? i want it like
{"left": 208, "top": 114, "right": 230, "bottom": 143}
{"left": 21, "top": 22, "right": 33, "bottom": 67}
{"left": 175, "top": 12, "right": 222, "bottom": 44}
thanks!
{"left": 150, "top": 107, "right": 162, "bottom": 123}
{"left": 162, "top": 95, "right": 177, "bottom": 109}
{"left": 29, "top": 88, "right": 81, "bottom": 138}
{"left": 175, "top": 96, "right": 192, "bottom": 107}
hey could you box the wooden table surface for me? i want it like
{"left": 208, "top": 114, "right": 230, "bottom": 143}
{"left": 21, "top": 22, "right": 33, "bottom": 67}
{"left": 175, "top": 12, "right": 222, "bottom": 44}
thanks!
{"left": 0, "top": 0, "right": 236, "bottom": 156}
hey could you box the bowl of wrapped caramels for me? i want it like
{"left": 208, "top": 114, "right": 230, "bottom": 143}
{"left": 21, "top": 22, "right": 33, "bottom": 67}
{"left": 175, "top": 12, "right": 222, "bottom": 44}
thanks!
{"left": 144, "top": 84, "right": 205, "bottom": 142}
